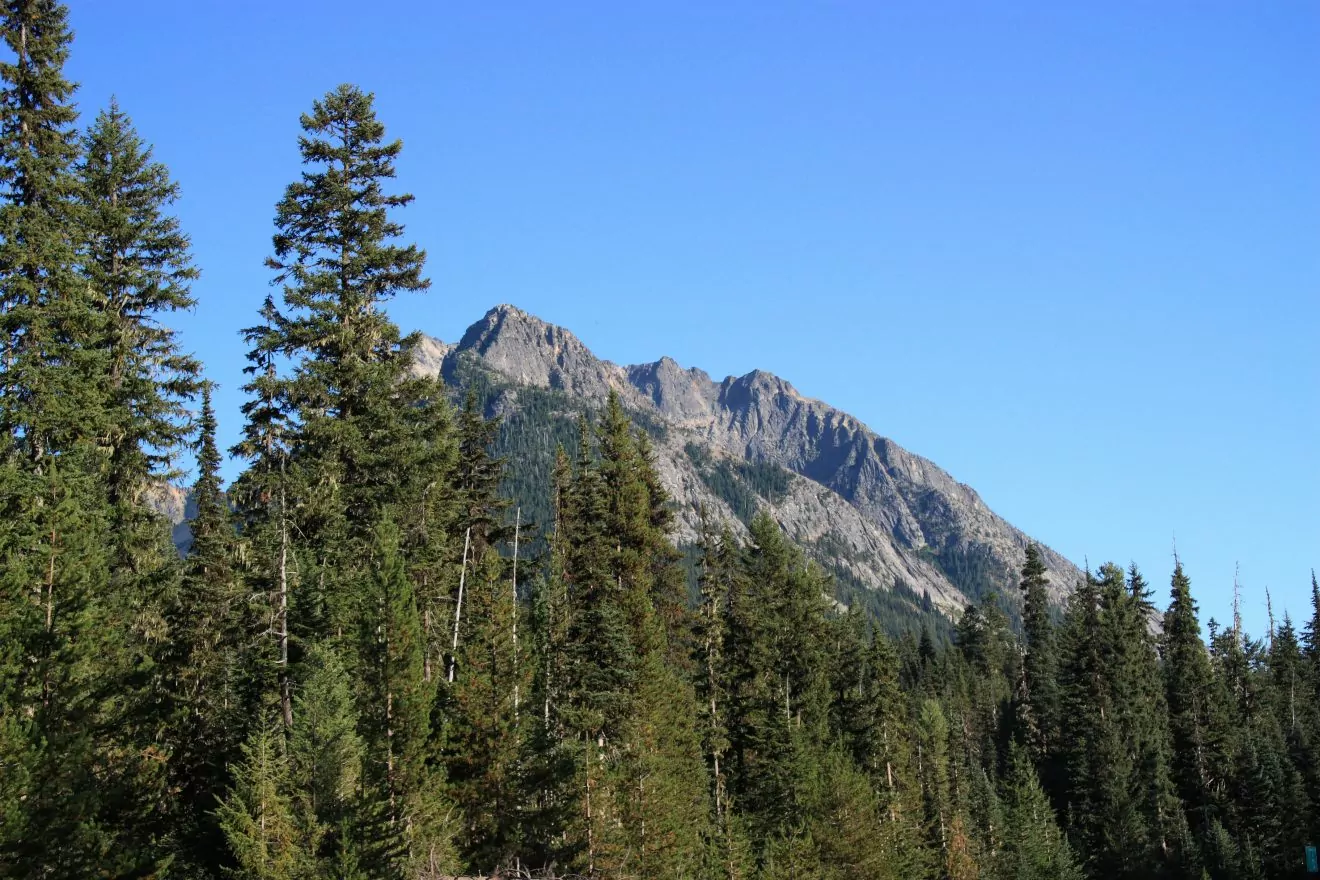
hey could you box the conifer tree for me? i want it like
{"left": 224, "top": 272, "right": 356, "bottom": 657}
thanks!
{"left": 0, "top": 5, "right": 178, "bottom": 873}
{"left": 1162, "top": 561, "right": 1228, "bottom": 837}
{"left": 166, "top": 383, "right": 252, "bottom": 872}
{"left": 806, "top": 747, "right": 908, "bottom": 879}
{"left": 263, "top": 83, "right": 438, "bottom": 647}
{"left": 1057, "top": 569, "right": 1118, "bottom": 870}
{"left": 540, "top": 403, "right": 713, "bottom": 876}
{"left": 915, "top": 697, "right": 957, "bottom": 869}
{"left": 444, "top": 550, "right": 530, "bottom": 873}
{"left": 229, "top": 295, "right": 298, "bottom": 725}
{"left": 999, "top": 743, "right": 1083, "bottom": 880}
{"left": 74, "top": 107, "right": 202, "bottom": 821}
{"left": 723, "top": 513, "right": 831, "bottom": 851}
{"left": 357, "top": 519, "right": 450, "bottom": 875}
{"left": 287, "top": 644, "right": 366, "bottom": 869}
{"left": 218, "top": 715, "right": 316, "bottom": 880}
{"left": 0, "top": 0, "right": 104, "bottom": 454}
{"left": 1304, "top": 571, "right": 1320, "bottom": 672}
{"left": 695, "top": 517, "right": 735, "bottom": 833}
{"left": 77, "top": 99, "right": 200, "bottom": 512}
{"left": 1016, "top": 544, "right": 1061, "bottom": 787}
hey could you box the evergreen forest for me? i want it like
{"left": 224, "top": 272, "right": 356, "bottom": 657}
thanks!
{"left": 1, "top": 5, "right": 1317, "bottom": 878}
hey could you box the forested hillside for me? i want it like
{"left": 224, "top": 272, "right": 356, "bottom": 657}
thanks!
{"left": 1, "top": 5, "right": 1317, "bottom": 879}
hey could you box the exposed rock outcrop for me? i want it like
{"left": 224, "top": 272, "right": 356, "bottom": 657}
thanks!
{"left": 416, "top": 305, "right": 1082, "bottom": 617}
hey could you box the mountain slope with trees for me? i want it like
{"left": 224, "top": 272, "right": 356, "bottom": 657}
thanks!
{"left": 0, "top": 5, "right": 1316, "bottom": 880}
{"left": 415, "top": 305, "right": 1081, "bottom": 630}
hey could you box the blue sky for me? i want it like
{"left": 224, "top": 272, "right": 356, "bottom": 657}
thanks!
{"left": 64, "top": 2, "right": 1317, "bottom": 631}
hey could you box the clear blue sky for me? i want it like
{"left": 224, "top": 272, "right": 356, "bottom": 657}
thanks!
{"left": 64, "top": 2, "right": 1317, "bottom": 631}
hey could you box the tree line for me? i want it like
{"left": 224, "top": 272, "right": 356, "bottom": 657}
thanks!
{"left": 1, "top": 4, "right": 1317, "bottom": 878}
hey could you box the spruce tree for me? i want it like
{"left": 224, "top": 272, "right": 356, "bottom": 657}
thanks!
{"left": 1016, "top": 544, "right": 1061, "bottom": 788}
{"left": 263, "top": 83, "right": 437, "bottom": 646}
{"left": 0, "top": 5, "right": 176, "bottom": 873}
{"left": 77, "top": 98, "right": 200, "bottom": 511}
{"left": 0, "top": 0, "right": 105, "bottom": 455}
{"left": 1162, "top": 561, "right": 1228, "bottom": 836}
{"left": 999, "top": 742, "right": 1083, "bottom": 880}
{"left": 1304, "top": 571, "right": 1320, "bottom": 655}
{"left": 723, "top": 513, "right": 831, "bottom": 851}
{"left": 218, "top": 715, "right": 316, "bottom": 880}
{"left": 229, "top": 294, "right": 297, "bottom": 725}
{"left": 287, "top": 643, "right": 366, "bottom": 869}
{"left": 695, "top": 517, "right": 734, "bottom": 835}
{"left": 167, "top": 383, "right": 251, "bottom": 872}
{"left": 444, "top": 550, "right": 530, "bottom": 873}
{"left": 357, "top": 519, "right": 451, "bottom": 876}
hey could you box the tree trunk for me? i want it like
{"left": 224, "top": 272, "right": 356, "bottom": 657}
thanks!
{"left": 448, "top": 528, "right": 471, "bottom": 684}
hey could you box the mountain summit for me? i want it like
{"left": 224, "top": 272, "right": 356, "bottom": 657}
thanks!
{"left": 417, "top": 304, "right": 1081, "bottom": 621}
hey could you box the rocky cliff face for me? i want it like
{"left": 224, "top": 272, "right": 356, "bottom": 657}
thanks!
{"left": 417, "top": 305, "right": 1082, "bottom": 619}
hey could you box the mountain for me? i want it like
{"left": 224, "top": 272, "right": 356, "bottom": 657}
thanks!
{"left": 417, "top": 304, "right": 1082, "bottom": 630}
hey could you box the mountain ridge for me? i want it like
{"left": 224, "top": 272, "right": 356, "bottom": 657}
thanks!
{"left": 416, "top": 304, "right": 1082, "bottom": 621}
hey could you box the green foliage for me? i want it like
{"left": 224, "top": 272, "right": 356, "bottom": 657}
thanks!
{"left": 685, "top": 440, "right": 792, "bottom": 524}
{"left": 999, "top": 743, "right": 1084, "bottom": 880}
{"left": 217, "top": 716, "right": 317, "bottom": 880}
{"left": 4, "top": 11, "right": 1319, "bottom": 880}
{"left": 78, "top": 99, "right": 200, "bottom": 506}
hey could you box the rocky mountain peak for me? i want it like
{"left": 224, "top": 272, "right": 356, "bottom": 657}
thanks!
{"left": 419, "top": 305, "right": 1083, "bottom": 615}
{"left": 453, "top": 304, "right": 623, "bottom": 400}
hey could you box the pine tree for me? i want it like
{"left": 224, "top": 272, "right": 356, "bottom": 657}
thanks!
{"left": 0, "top": 0, "right": 106, "bottom": 455}
{"left": 0, "top": 5, "right": 181, "bottom": 873}
{"left": 74, "top": 107, "right": 202, "bottom": 834}
{"left": 1162, "top": 561, "right": 1228, "bottom": 837}
{"left": 1016, "top": 545, "right": 1061, "bottom": 788}
{"left": 541, "top": 403, "right": 712, "bottom": 876}
{"left": 263, "top": 83, "right": 436, "bottom": 646}
{"left": 77, "top": 98, "right": 200, "bottom": 512}
{"left": 695, "top": 517, "right": 734, "bottom": 835}
{"left": 999, "top": 742, "right": 1083, "bottom": 880}
{"left": 1303, "top": 571, "right": 1320, "bottom": 665}
{"left": 444, "top": 550, "right": 530, "bottom": 873}
{"left": 723, "top": 513, "right": 831, "bottom": 851}
{"left": 915, "top": 697, "right": 956, "bottom": 869}
{"left": 1057, "top": 568, "right": 1117, "bottom": 871}
{"left": 357, "top": 519, "right": 450, "bottom": 876}
{"left": 229, "top": 294, "right": 298, "bottom": 726}
{"left": 218, "top": 715, "right": 316, "bottom": 880}
{"left": 806, "top": 747, "right": 908, "bottom": 879}
{"left": 166, "top": 383, "right": 252, "bottom": 872}
{"left": 287, "top": 643, "right": 365, "bottom": 868}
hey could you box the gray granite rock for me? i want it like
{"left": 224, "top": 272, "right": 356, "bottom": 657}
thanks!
{"left": 414, "top": 305, "right": 1083, "bottom": 616}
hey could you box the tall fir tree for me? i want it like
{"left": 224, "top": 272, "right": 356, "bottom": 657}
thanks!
{"left": 217, "top": 714, "right": 317, "bottom": 880}
{"left": 1161, "top": 561, "right": 1229, "bottom": 839}
{"left": 1016, "top": 544, "right": 1061, "bottom": 791}
{"left": 0, "top": 4, "right": 176, "bottom": 874}
{"left": 723, "top": 513, "right": 831, "bottom": 856}
{"left": 167, "top": 383, "right": 252, "bottom": 873}
{"left": 262, "top": 83, "right": 439, "bottom": 648}
{"left": 76, "top": 98, "right": 200, "bottom": 513}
